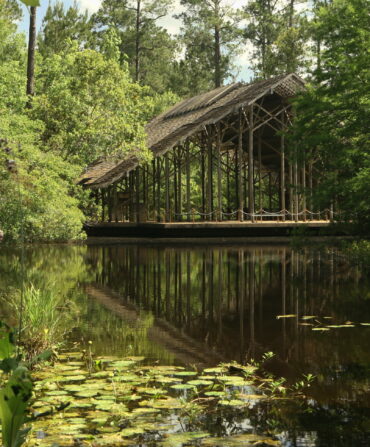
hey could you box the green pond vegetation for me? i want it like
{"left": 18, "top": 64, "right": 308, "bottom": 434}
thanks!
{"left": 26, "top": 350, "right": 312, "bottom": 446}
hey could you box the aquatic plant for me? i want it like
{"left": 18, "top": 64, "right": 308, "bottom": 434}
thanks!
{"left": 8, "top": 284, "right": 77, "bottom": 361}
{"left": 26, "top": 349, "right": 315, "bottom": 446}
{"left": 0, "top": 323, "right": 32, "bottom": 447}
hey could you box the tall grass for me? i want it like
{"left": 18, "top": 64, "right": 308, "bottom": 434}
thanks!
{"left": 10, "top": 284, "right": 76, "bottom": 360}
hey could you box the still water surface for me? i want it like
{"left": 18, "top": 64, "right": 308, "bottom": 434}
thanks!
{"left": 1, "top": 243, "right": 370, "bottom": 446}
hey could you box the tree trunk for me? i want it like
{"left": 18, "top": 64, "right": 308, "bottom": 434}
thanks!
{"left": 135, "top": 0, "right": 141, "bottom": 83}
{"left": 214, "top": 1, "right": 221, "bottom": 88}
{"left": 26, "top": 6, "right": 37, "bottom": 107}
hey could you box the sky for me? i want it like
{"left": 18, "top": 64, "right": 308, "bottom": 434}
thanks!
{"left": 19, "top": 0, "right": 253, "bottom": 81}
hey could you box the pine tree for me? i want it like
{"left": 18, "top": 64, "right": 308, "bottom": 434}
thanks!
{"left": 244, "top": 0, "right": 309, "bottom": 79}
{"left": 177, "top": 0, "right": 242, "bottom": 93}
{"left": 91, "top": 0, "right": 177, "bottom": 92}
{"left": 38, "top": 1, "right": 91, "bottom": 57}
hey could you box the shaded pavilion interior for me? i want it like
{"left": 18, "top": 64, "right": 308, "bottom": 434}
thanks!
{"left": 78, "top": 73, "right": 329, "bottom": 223}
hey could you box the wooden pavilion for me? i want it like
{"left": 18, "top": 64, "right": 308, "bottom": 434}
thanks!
{"left": 78, "top": 73, "right": 329, "bottom": 227}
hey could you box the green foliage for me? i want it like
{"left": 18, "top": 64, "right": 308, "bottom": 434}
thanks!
{"left": 33, "top": 46, "right": 152, "bottom": 166}
{"left": 38, "top": 1, "right": 91, "bottom": 57}
{"left": 176, "top": 0, "right": 242, "bottom": 93}
{"left": 0, "top": 324, "right": 31, "bottom": 447}
{"left": 8, "top": 284, "right": 77, "bottom": 360}
{"left": 91, "top": 0, "right": 177, "bottom": 92}
{"left": 344, "top": 240, "right": 370, "bottom": 269}
{"left": 243, "top": 0, "right": 309, "bottom": 78}
{"left": 19, "top": 0, "right": 39, "bottom": 6}
{"left": 291, "top": 0, "right": 370, "bottom": 230}
{"left": 0, "top": 367, "right": 32, "bottom": 447}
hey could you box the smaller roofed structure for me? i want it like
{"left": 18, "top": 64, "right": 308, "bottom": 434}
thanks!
{"left": 78, "top": 73, "right": 329, "bottom": 224}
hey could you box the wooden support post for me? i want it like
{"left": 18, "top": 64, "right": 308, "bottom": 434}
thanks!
{"left": 129, "top": 173, "right": 134, "bottom": 222}
{"left": 294, "top": 148, "right": 299, "bottom": 222}
{"left": 280, "top": 116, "right": 286, "bottom": 222}
{"left": 165, "top": 154, "right": 170, "bottom": 222}
{"left": 152, "top": 159, "right": 156, "bottom": 221}
{"left": 136, "top": 169, "right": 140, "bottom": 222}
{"left": 289, "top": 162, "right": 293, "bottom": 221}
{"left": 309, "top": 161, "right": 313, "bottom": 221}
{"left": 216, "top": 124, "right": 222, "bottom": 221}
{"left": 113, "top": 185, "right": 118, "bottom": 222}
{"left": 248, "top": 105, "right": 255, "bottom": 222}
{"left": 186, "top": 142, "right": 191, "bottom": 222}
{"left": 302, "top": 160, "right": 307, "bottom": 221}
{"left": 226, "top": 149, "right": 230, "bottom": 220}
{"left": 143, "top": 166, "right": 148, "bottom": 221}
{"left": 101, "top": 189, "right": 105, "bottom": 222}
{"left": 156, "top": 158, "right": 161, "bottom": 222}
{"left": 330, "top": 203, "right": 334, "bottom": 222}
{"left": 237, "top": 109, "right": 244, "bottom": 221}
{"left": 201, "top": 138, "right": 206, "bottom": 221}
{"left": 173, "top": 152, "right": 178, "bottom": 221}
{"left": 178, "top": 148, "right": 182, "bottom": 222}
{"left": 207, "top": 127, "right": 213, "bottom": 221}
{"left": 258, "top": 131, "right": 262, "bottom": 221}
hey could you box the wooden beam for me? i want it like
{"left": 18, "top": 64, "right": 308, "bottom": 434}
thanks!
{"left": 216, "top": 123, "right": 222, "bottom": 221}
{"left": 186, "top": 141, "right": 191, "bottom": 221}
{"left": 302, "top": 160, "right": 307, "bottom": 221}
{"left": 136, "top": 169, "right": 140, "bottom": 222}
{"left": 248, "top": 105, "right": 255, "bottom": 222}
{"left": 201, "top": 136, "right": 206, "bottom": 221}
{"left": 258, "top": 131, "right": 262, "bottom": 221}
{"left": 237, "top": 109, "right": 244, "bottom": 221}
{"left": 280, "top": 116, "right": 286, "bottom": 221}
{"left": 156, "top": 158, "right": 161, "bottom": 222}
{"left": 165, "top": 154, "right": 170, "bottom": 222}
{"left": 178, "top": 147, "right": 182, "bottom": 222}
{"left": 207, "top": 127, "right": 213, "bottom": 221}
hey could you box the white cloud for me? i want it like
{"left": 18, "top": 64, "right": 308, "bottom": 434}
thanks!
{"left": 78, "top": 0, "right": 102, "bottom": 14}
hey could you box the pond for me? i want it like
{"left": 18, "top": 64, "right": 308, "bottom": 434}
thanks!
{"left": 1, "top": 242, "right": 370, "bottom": 446}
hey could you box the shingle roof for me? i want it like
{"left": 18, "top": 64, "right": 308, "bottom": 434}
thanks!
{"left": 78, "top": 73, "right": 304, "bottom": 189}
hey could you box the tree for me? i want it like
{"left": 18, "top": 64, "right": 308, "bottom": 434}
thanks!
{"left": 0, "top": 0, "right": 22, "bottom": 22}
{"left": 26, "top": 5, "right": 36, "bottom": 102}
{"left": 17, "top": 0, "right": 40, "bottom": 103}
{"left": 291, "top": 0, "right": 370, "bottom": 229}
{"left": 91, "top": 0, "right": 177, "bottom": 92}
{"left": 244, "top": 0, "right": 309, "bottom": 79}
{"left": 0, "top": 14, "right": 85, "bottom": 242}
{"left": 32, "top": 45, "right": 155, "bottom": 166}
{"left": 38, "top": 1, "right": 91, "bottom": 57}
{"left": 177, "top": 0, "right": 242, "bottom": 92}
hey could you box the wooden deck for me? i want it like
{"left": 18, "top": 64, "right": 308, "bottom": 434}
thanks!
{"left": 84, "top": 220, "right": 333, "bottom": 238}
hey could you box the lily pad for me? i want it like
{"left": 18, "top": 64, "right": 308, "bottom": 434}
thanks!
{"left": 75, "top": 390, "right": 99, "bottom": 398}
{"left": 219, "top": 399, "right": 245, "bottom": 407}
{"left": 121, "top": 427, "right": 145, "bottom": 437}
{"left": 171, "top": 384, "right": 196, "bottom": 390}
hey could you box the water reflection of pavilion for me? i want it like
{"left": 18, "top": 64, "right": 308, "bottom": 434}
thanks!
{"left": 86, "top": 245, "right": 367, "bottom": 377}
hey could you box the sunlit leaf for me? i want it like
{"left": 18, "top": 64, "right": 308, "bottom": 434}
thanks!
{"left": 19, "top": 0, "right": 41, "bottom": 6}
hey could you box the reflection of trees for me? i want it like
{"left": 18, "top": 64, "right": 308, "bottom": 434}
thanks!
{"left": 0, "top": 245, "right": 92, "bottom": 297}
